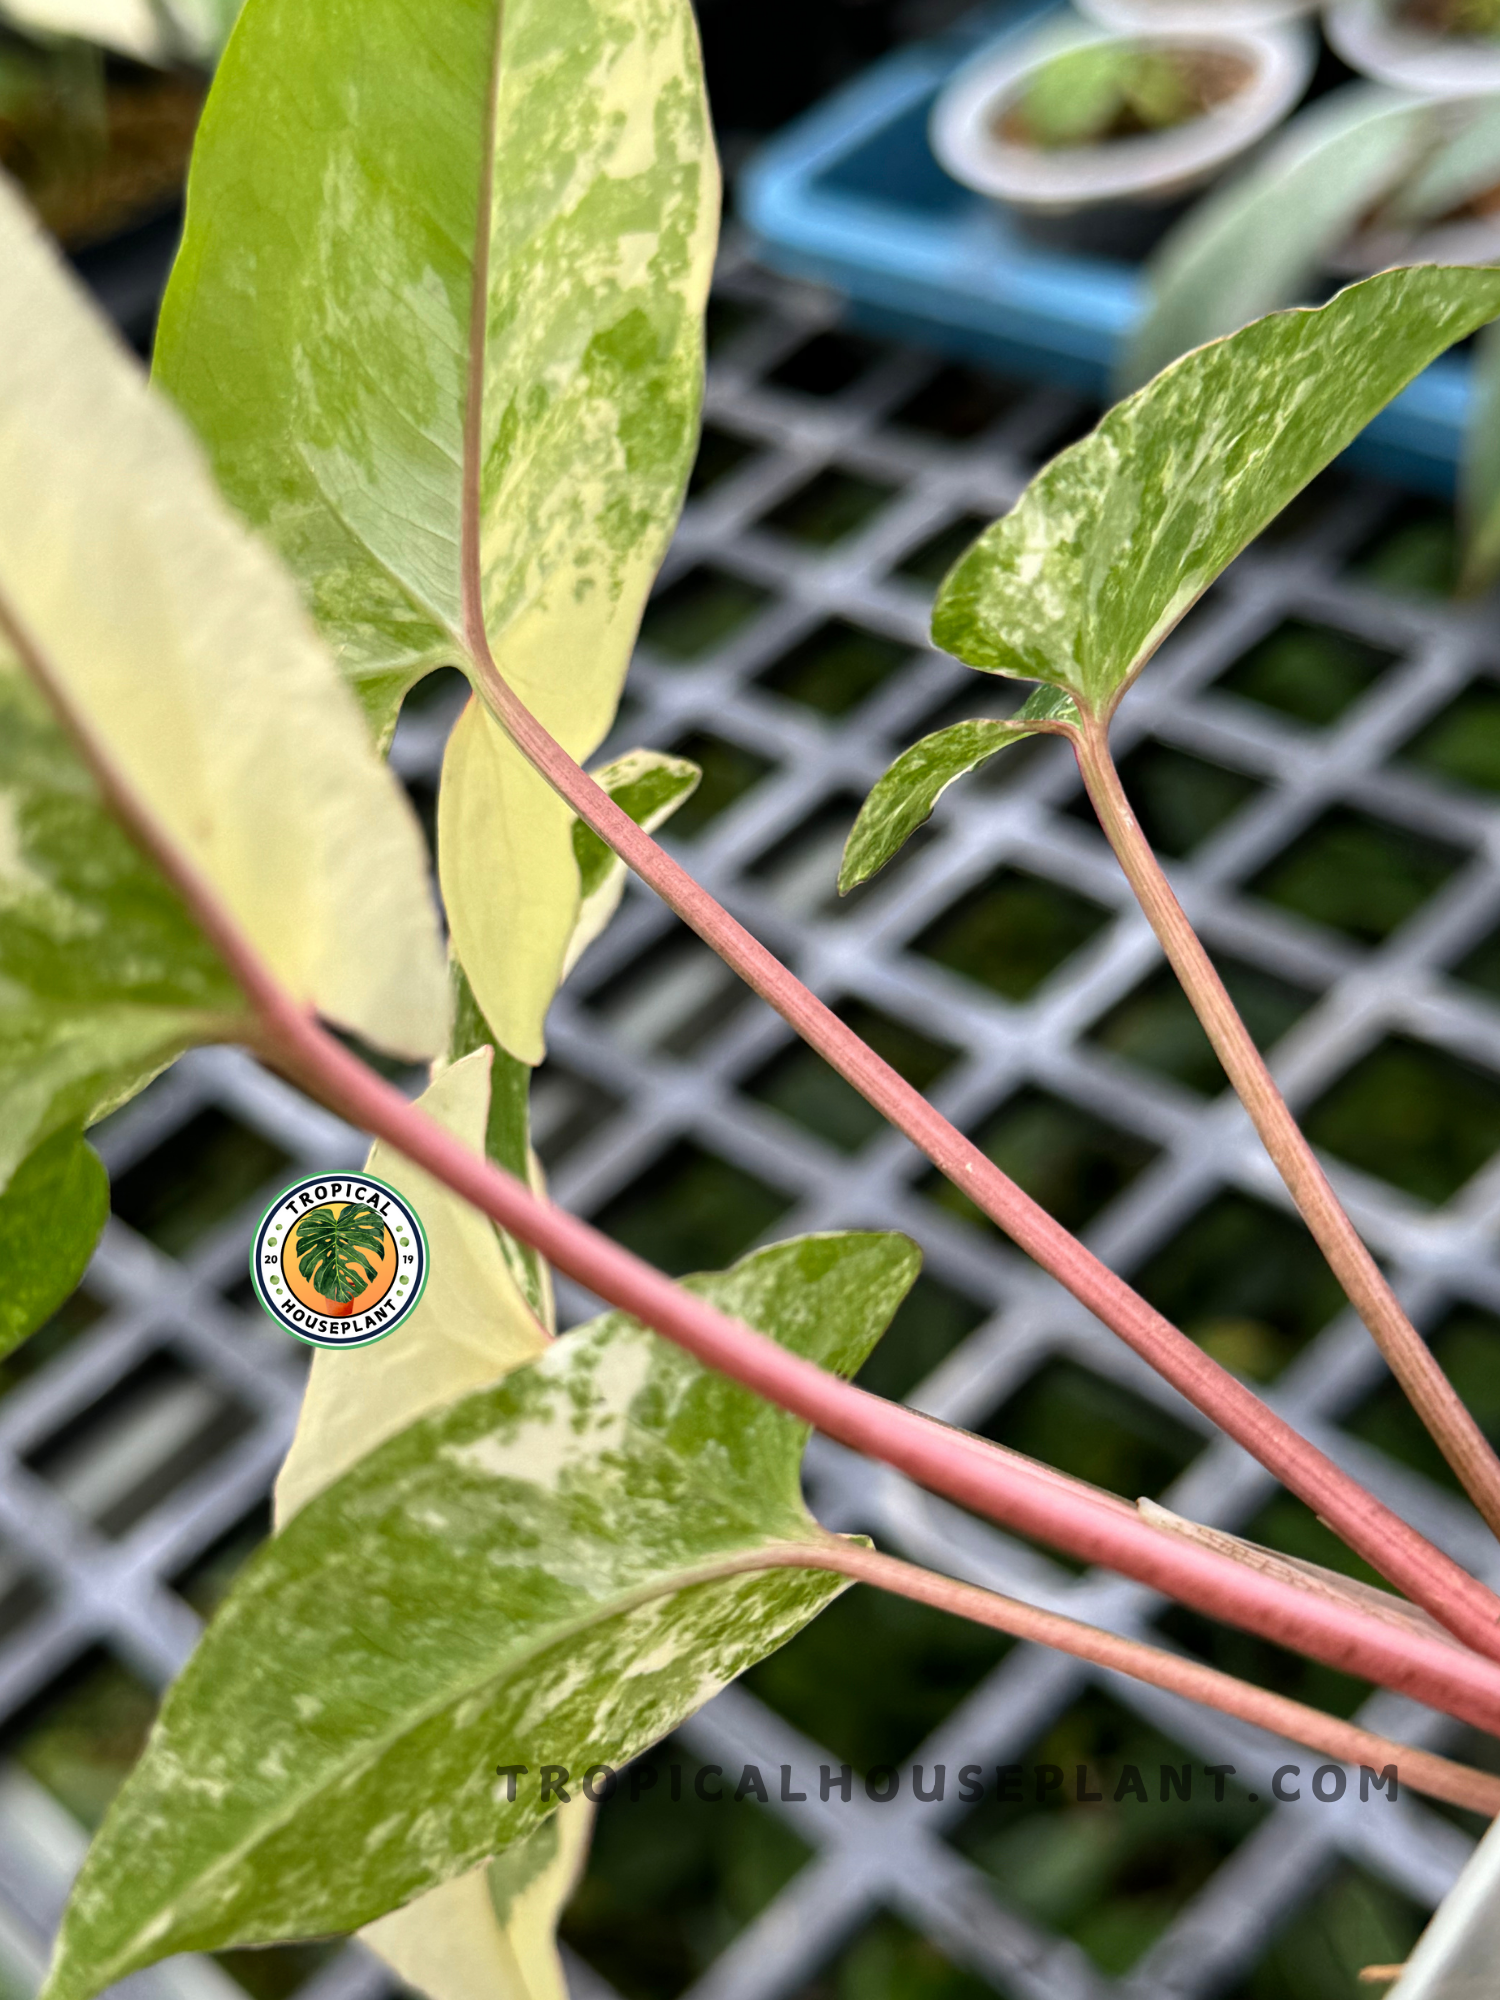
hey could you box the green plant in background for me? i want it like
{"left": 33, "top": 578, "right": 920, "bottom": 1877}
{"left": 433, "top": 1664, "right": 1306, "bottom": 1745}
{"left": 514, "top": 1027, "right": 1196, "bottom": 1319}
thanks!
{"left": 0, "top": 0, "right": 238, "bottom": 66}
{"left": 1008, "top": 40, "right": 1222, "bottom": 150}
{"left": 0, "top": 0, "right": 239, "bottom": 251}
{"left": 293, "top": 1204, "right": 387, "bottom": 1308}
{"left": 6, "top": 5, "right": 1500, "bottom": 2000}
{"left": 1126, "top": 85, "right": 1500, "bottom": 592}
{"left": 1415, "top": 0, "right": 1500, "bottom": 37}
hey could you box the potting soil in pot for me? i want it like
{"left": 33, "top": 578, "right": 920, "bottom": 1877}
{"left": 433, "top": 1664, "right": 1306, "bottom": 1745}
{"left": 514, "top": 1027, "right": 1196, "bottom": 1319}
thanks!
{"left": 999, "top": 42, "right": 1253, "bottom": 152}
{"left": 0, "top": 62, "right": 204, "bottom": 249}
{"left": 1400, "top": 0, "right": 1500, "bottom": 37}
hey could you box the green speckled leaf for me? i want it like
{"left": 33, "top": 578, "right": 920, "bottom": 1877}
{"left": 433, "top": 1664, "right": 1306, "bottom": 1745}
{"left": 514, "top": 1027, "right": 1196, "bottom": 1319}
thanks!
{"left": 153, "top": 0, "right": 718, "bottom": 1060}
{"left": 0, "top": 181, "right": 448, "bottom": 1063}
{"left": 0, "top": 1127, "right": 107, "bottom": 1356}
{"left": 840, "top": 688, "right": 1079, "bottom": 892}
{"left": 447, "top": 968, "right": 551, "bottom": 1324}
{"left": 933, "top": 268, "right": 1500, "bottom": 715}
{"left": 1462, "top": 321, "right": 1500, "bottom": 594}
{"left": 41, "top": 1232, "right": 918, "bottom": 2000}
{"left": 0, "top": 652, "right": 245, "bottom": 1194}
{"left": 1122, "top": 87, "right": 1423, "bottom": 394}
{"left": 565, "top": 747, "right": 699, "bottom": 977}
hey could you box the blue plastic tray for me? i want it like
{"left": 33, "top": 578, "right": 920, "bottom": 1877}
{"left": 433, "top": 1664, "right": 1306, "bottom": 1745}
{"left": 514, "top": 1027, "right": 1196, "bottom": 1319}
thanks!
{"left": 738, "top": 2, "right": 1470, "bottom": 496}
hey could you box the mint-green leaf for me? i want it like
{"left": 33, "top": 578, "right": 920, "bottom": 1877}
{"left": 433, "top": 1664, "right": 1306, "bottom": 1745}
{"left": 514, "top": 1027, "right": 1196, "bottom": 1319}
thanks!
{"left": 572, "top": 750, "right": 702, "bottom": 903}
{"left": 1462, "top": 320, "right": 1500, "bottom": 595}
{"left": 1389, "top": 98, "right": 1500, "bottom": 232}
{"left": 1122, "top": 86, "right": 1424, "bottom": 393}
{"left": 0, "top": 652, "right": 245, "bottom": 1193}
{"left": 840, "top": 688, "right": 1079, "bottom": 892}
{"left": 447, "top": 968, "right": 551, "bottom": 1325}
{"left": 933, "top": 267, "right": 1500, "bottom": 715}
{"left": 152, "top": 0, "right": 716, "bottom": 751}
{"left": 154, "top": 0, "right": 717, "bottom": 1064}
{"left": 42, "top": 1232, "right": 919, "bottom": 2000}
{"left": 565, "top": 747, "right": 700, "bottom": 978}
{"left": 0, "top": 180, "right": 449, "bottom": 1064}
{"left": 0, "top": 1127, "right": 107, "bottom": 1356}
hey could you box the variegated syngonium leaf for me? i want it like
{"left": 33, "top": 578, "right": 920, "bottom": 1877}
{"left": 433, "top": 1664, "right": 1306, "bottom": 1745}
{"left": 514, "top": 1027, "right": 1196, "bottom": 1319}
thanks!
{"left": 0, "top": 652, "right": 245, "bottom": 1197}
{"left": 0, "top": 1128, "right": 108, "bottom": 1356}
{"left": 0, "top": 179, "right": 448, "bottom": 1064}
{"left": 840, "top": 687, "right": 1079, "bottom": 892}
{"left": 565, "top": 747, "right": 700, "bottom": 979}
{"left": 153, "top": 0, "right": 719, "bottom": 1064}
{"left": 0, "top": 0, "right": 168, "bottom": 61}
{"left": 1121, "top": 84, "right": 1425, "bottom": 393}
{"left": 41, "top": 1231, "right": 919, "bottom": 2000}
{"left": 440, "top": 738, "right": 697, "bottom": 1119}
{"left": 932, "top": 267, "right": 1500, "bottom": 718}
{"left": 275, "top": 1049, "right": 573, "bottom": 2000}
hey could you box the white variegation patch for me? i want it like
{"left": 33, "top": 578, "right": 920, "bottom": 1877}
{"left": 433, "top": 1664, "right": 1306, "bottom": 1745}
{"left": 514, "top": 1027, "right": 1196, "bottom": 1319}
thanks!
{"left": 41, "top": 1235, "right": 917, "bottom": 2000}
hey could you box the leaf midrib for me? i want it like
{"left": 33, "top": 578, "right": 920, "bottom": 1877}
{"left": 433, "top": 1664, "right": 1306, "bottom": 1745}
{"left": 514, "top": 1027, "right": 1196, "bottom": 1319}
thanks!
{"left": 87, "top": 1310, "right": 845, "bottom": 1978}
{"left": 91, "top": 1531, "right": 828, "bottom": 1983}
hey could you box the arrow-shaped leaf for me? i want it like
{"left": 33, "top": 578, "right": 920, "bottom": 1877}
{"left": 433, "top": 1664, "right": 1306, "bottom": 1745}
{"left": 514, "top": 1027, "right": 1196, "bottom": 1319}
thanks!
{"left": 0, "top": 648, "right": 245, "bottom": 1202}
{"left": 840, "top": 688, "right": 1079, "bottom": 891}
{"left": 0, "top": 178, "right": 449, "bottom": 1069}
{"left": 0, "top": 1126, "right": 108, "bottom": 1357}
{"left": 42, "top": 1229, "right": 919, "bottom": 2000}
{"left": 932, "top": 267, "right": 1500, "bottom": 716}
{"left": 274, "top": 1050, "right": 569, "bottom": 2000}
{"left": 153, "top": 0, "right": 718, "bottom": 1063}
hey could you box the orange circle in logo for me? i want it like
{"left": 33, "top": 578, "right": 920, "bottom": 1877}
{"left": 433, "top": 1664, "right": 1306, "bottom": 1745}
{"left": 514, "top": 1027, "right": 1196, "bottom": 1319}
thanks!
{"left": 280, "top": 1202, "right": 400, "bottom": 1319}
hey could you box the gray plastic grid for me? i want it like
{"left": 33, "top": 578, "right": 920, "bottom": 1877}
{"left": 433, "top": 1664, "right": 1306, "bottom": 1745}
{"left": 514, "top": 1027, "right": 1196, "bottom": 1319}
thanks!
{"left": 3, "top": 246, "right": 1500, "bottom": 2000}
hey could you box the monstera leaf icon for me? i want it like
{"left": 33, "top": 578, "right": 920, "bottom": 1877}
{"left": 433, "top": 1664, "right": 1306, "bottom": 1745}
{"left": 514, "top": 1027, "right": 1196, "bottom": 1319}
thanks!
{"left": 294, "top": 1204, "right": 388, "bottom": 1311}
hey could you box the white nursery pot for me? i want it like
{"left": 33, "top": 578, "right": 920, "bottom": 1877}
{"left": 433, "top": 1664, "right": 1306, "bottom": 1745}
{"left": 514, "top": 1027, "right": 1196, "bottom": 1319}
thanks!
{"left": 1326, "top": 0, "right": 1500, "bottom": 98}
{"left": 930, "top": 15, "right": 1315, "bottom": 217}
{"left": 1390, "top": 1811, "right": 1500, "bottom": 1997}
{"left": 1081, "top": 0, "right": 1316, "bottom": 27}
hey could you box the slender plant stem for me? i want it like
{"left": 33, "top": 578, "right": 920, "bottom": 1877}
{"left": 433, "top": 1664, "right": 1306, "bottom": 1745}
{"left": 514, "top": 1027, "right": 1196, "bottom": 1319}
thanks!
{"left": 251, "top": 1003, "right": 1500, "bottom": 1729}
{"left": 1073, "top": 712, "right": 1500, "bottom": 1540}
{"left": 461, "top": 655, "right": 1500, "bottom": 1653}
{"left": 801, "top": 1540, "right": 1500, "bottom": 1819}
{"left": 12, "top": 594, "right": 1500, "bottom": 1733}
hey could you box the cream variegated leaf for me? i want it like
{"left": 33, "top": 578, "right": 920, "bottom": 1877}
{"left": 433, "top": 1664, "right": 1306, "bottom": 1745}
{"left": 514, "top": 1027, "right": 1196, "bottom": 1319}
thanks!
{"left": 273, "top": 1049, "right": 548, "bottom": 1527}
{"left": 275, "top": 1049, "right": 567, "bottom": 2000}
{"left": 841, "top": 689, "right": 1079, "bottom": 892}
{"left": 154, "top": 0, "right": 718, "bottom": 1058}
{"left": 439, "top": 718, "right": 699, "bottom": 1065}
{"left": 41, "top": 1232, "right": 919, "bottom": 2000}
{"left": 363, "top": 1805, "right": 592, "bottom": 2000}
{"left": 0, "top": 181, "right": 448, "bottom": 1062}
{"left": 933, "top": 268, "right": 1500, "bottom": 714}
{"left": 0, "top": 648, "right": 245, "bottom": 1197}
{"left": 0, "top": 0, "right": 166, "bottom": 60}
